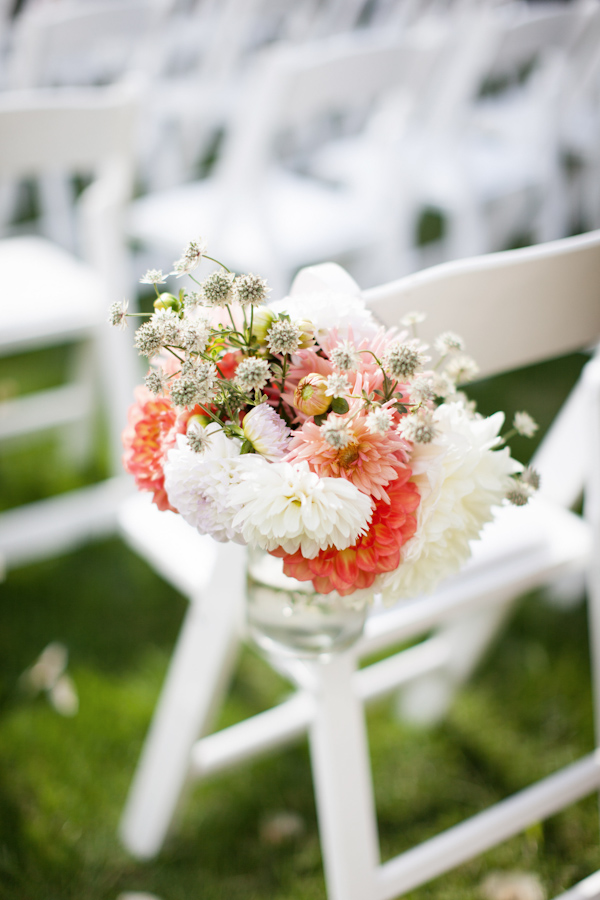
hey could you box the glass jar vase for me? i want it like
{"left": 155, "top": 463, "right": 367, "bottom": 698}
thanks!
{"left": 246, "top": 547, "right": 369, "bottom": 660}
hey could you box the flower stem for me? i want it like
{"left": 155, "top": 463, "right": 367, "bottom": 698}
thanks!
{"left": 204, "top": 254, "right": 231, "bottom": 273}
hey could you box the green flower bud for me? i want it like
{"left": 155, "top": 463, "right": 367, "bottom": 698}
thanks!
{"left": 154, "top": 292, "right": 182, "bottom": 313}
{"left": 294, "top": 373, "right": 331, "bottom": 417}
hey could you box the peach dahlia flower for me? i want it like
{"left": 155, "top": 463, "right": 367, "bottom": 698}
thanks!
{"left": 285, "top": 400, "right": 410, "bottom": 503}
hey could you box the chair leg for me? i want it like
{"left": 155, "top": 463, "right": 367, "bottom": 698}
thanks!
{"left": 120, "top": 546, "right": 246, "bottom": 859}
{"left": 308, "top": 651, "right": 380, "bottom": 900}
{"left": 583, "top": 359, "right": 600, "bottom": 813}
{"left": 397, "top": 600, "right": 513, "bottom": 726}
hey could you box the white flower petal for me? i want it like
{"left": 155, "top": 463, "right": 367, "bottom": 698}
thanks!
{"left": 379, "top": 403, "right": 521, "bottom": 602}
{"left": 229, "top": 460, "right": 373, "bottom": 558}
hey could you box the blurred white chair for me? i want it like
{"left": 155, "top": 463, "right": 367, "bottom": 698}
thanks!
{"left": 313, "top": 3, "right": 587, "bottom": 280}
{"left": 556, "top": 1, "right": 600, "bottom": 233}
{"left": 1, "top": 0, "right": 163, "bottom": 252}
{"left": 6, "top": 0, "right": 163, "bottom": 89}
{"left": 128, "top": 28, "right": 443, "bottom": 295}
{"left": 119, "top": 230, "right": 600, "bottom": 899}
{"left": 403, "top": 2, "right": 586, "bottom": 263}
{"left": 0, "top": 81, "right": 141, "bottom": 570}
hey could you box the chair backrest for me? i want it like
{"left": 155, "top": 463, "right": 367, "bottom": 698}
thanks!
{"left": 0, "top": 80, "right": 140, "bottom": 180}
{"left": 423, "top": 2, "right": 586, "bottom": 134}
{"left": 7, "top": 0, "right": 162, "bottom": 89}
{"left": 364, "top": 231, "right": 600, "bottom": 508}
{"left": 364, "top": 230, "right": 600, "bottom": 380}
{"left": 216, "top": 28, "right": 444, "bottom": 188}
{"left": 482, "top": 3, "right": 581, "bottom": 83}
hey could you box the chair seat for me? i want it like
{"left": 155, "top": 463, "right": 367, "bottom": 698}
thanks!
{"left": 363, "top": 494, "right": 590, "bottom": 653}
{"left": 129, "top": 167, "right": 378, "bottom": 276}
{"left": 0, "top": 235, "right": 106, "bottom": 354}
{"left": 119, "top": 488, "right": 590, "bottom": 654}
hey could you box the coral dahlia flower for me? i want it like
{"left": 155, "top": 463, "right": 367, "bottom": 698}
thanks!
{"left": 122, "top": 386, "right": 178, "bottom": 511}
{"left": 275, "top": 469, "right": 420, "bottom": 595}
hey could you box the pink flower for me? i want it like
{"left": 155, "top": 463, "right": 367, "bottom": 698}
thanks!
{"left": 274, "top": 470, "right": 420, "bottom": 595}
{"left": 122, "top": 386, "right": 178, "bottom": 511}
{"left": 282, "top": 328, "right": 409, "bottom": 423}
{"left": 285, "top": 398, "right": 411, "bottom": 503}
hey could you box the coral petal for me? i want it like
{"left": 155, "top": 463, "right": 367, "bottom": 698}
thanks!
{"left": 356, "top": 545, "right": 377, "bottom": 571}
{"left": 334, "top": 549, "right": 359, "bottom": 585}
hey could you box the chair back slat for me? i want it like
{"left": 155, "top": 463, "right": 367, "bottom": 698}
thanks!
{"left": 364, "top": 231, "right": 600, "bottom": 380}
{"left": 216, "top": 29, "right": 442, "bottom": 186}
{"left": 0, "top": 81, "right": 139, "bottom": 177}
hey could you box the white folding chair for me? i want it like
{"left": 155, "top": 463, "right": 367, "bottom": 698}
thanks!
{"left": 6, "top": 0, "right": 163, "bottom": 89}
{"left": 119, "top": 230, "right": 600, "bottom": 900}
{"left": 313, "top": 3, "right": 587, "bottom": 281}
{"left": 127, "top": 28, "right": 443, "bottom": 295}
{"left": 406, "top": 2, "right": 586, "bottom": 262}
{"left": 0, "top": 81, "right": 141, "bottom": 570}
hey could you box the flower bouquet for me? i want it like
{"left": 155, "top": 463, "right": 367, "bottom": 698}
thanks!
{"left": 111, "top": 238, "right": 538, "bottom": 655}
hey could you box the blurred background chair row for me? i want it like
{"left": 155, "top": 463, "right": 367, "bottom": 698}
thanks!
{"left": 0, "top": 0, "right": 600, "bottom": 283}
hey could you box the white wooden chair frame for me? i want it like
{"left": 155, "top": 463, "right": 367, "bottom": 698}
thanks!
{"left": 119, "top": 231, "right": 600, "bottom": 899}
{"left": 0, "top": 81, "right": 141, "bottom": 570}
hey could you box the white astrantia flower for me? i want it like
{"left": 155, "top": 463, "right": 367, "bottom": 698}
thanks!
{"left": 171, "top": 237, "right": 208, "bottom": 277}
{"left": 513, "top": 411, "right": 538, "bottom": 438}
{"left": 242, "top": 404, "right": 290, "bottom": 461}
{"left": 329, "top": 340, "right": 361, "bottom": 372}
{"left": 271, "top": 291, "right": 378, "bottom": 344}
{"left": 139, "top": 269, "right": 166, "bottom": 285}
{"left": 266, "top": 318, "right": 301, "bottom": 355}
{"left": 234, "top": 357, "right": 271, "bottom": 392}
{"left": 187, "top": 420, "right": 212, "bottom": 453}
{"left": 382, "top": 339, "right": 429, "bottom": 380}
{"left": 321, "top": 416, "right": 354, "bottom": 449}
{"left": 144, "top": 367, "right": 169, "bottom": 395}
{"left": 434, "top": 331, "right": 465, "bottom": 354}
{"left": 430, "top": 371, "right": 456, "bottom": 399}
{"left": 397, "top": 408, "right": 437, "bottom": 443}
{"left": 169, "top": 360, "right": 218, "bottom": 408}
{"left": 408, "top": 374, "right": 435, "bottom": 404}
{"left": 200, "top": 271, "right": 235, "bottom": 307}
{"left": 365, "top": 407, "right": 392, "bottom": 434}
{"left": 444, "top": 354, "right": 479, "bottom": 384}
{"left": 164, "top": 429, "right": 246, "bottom": 543}
{"left": 152, "top": 307, "right": 181, "bottom": 345}
{"left": 400, "top": 311, "right": 426, "bottom": 327}
{"left": 134, "top": 319, "right": 163, "bottom": 357}
{"left": 378, "top": 402, "right": 521, "bottom": 602}
{"left": 234, "top": 273, "right": 270, "bottom": 307}
{"left": 108, "top": 299, "right": 129, "bottom": 329}
{"left": 180, "top": 319, "right": 211, "bottom": 354}
{"left": 229, "top": 460, "right": 373, "bottom": 558}
{"left": 325, "top": 373, "right": 350, "bottom": 398}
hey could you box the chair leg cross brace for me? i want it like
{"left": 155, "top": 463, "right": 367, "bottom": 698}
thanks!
{"left": 307, "top": 649, "right": 600, "bottom": 900}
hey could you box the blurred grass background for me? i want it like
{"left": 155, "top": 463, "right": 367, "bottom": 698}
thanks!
{"left": 0, "top": 344, "right": 598, "bottom": 900}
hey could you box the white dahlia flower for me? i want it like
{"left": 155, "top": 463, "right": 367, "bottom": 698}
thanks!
{"left": 242, "top": 404, "right": 290, "bottom": 461}
{"left": 163, "top": 428, "right": 246, "bottom": 543}
{"left": 379, "top": 402, "right": 521, "bottom": 602}
{"left": 229, "top": 460, "right": 373, "bottom": 558}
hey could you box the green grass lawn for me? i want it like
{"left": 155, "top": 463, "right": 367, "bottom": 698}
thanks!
{"left": 0, "top": 351, "right": 598, "bottom": 899}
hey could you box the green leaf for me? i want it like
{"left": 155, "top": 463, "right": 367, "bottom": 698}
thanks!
{"left": 330, "top": 397, "right": 349, "bottom": 415}
{"left": 313, "top": 412, "right": 328, "bottom": 426}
